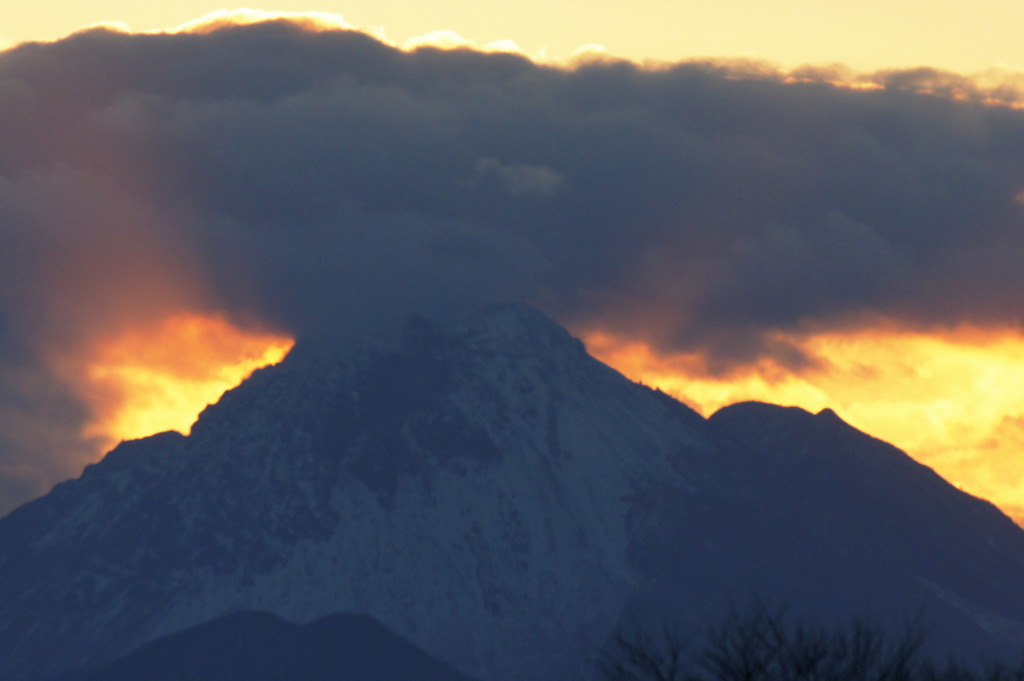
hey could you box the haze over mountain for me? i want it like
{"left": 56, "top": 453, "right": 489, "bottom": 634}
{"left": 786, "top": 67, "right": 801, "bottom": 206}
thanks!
{"left": 2, "top": 304, "right": 1024, "bottom": 681}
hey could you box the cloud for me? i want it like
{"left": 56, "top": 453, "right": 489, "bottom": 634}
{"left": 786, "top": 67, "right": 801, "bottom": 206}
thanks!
{"left": 171, "top": 9, "right": 354, "bottom": 35}
{"left": 4, "top": 18, "right": 1024, "bottom": 511}
{"left": 475, "top": 158, "right": 567, "bottom": 196}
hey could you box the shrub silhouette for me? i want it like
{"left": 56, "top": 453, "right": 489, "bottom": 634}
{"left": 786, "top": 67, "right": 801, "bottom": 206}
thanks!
{"left": 597, "top": 606, "right": 1023, "bottom": 681}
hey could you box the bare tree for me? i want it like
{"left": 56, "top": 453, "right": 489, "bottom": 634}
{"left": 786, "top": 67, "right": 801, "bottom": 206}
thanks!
{"left": 597, "top": 617, "right": 698, "bottom": 681}
{"left": 597, "top": 607, "right": 936, "bottom": 681}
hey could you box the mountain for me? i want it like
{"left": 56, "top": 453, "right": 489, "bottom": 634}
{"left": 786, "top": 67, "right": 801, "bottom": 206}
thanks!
{"left": 43, "top": 610, "right": 483, "bottom": 681}
{"left": 2, "top": 303, "right": 1024, "bottom": 681}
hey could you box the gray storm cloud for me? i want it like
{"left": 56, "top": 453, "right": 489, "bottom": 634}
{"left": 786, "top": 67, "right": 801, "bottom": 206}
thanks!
{"left": 2, "top": 18, "right": 1024, "bottom": 512}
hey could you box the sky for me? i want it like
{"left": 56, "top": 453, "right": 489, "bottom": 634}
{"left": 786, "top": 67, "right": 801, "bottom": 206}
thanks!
{"left": 7, "top": 1, "right": 1024, "bottom": 73}
{"left": 4, "top": 6, "right": 1024, "bottom": 522}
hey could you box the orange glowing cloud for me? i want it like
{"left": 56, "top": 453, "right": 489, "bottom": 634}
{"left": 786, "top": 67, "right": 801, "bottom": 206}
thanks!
{"left": 402, "top": 30, "right": 525, "bottom": 55}
{"left": 582, "top": 325, "right": 1024, "bottom": 526}
{"left": 57, "top": 313, "right": 293, "bottom": 453}
{"left": 170, "top": 9, "right": 355, "bottom": 35}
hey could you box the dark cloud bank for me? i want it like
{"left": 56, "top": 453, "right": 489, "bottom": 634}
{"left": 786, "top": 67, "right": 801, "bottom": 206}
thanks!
{"left": 2, "top": 18, "right": 1024, "bottom": 511}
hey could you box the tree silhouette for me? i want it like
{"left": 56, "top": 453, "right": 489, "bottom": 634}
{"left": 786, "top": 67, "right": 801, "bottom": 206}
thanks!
{"left": 595, "top": 606, "right": 1018, "bottom": 681}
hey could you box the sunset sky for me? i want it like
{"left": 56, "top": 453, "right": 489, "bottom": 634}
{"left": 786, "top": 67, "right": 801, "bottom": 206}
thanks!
{"left": 4, "top": 5, "right": 1024, "bottom": 524}
{"left": 7, "top": 1, "right": 1024, "bottom": 72}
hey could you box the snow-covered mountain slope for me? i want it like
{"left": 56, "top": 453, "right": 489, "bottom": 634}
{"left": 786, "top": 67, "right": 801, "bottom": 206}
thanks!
{"left": 2, "top": 304, "right": 1024, "bottom": 681}
{"left": 0, "top": 304, "right": 711, "bottom": 681}
{"left": 44, "top": 610, "right": 484, "bottom": 681}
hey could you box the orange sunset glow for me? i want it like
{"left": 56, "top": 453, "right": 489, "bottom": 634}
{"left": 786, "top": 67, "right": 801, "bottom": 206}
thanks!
{"left": 584, "top": 326, "right": 1024, "bottom": 525}
{"left": 61, "top": 314, "right": 293, "bottom": 453}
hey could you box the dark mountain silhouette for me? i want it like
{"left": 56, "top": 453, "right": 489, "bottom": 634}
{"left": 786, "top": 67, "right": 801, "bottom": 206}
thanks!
{"left": 2, "top": 304, "right": 1024, "bottom": 681}
{"left": 42, "top": 610, "right": 482, "bottom": 681}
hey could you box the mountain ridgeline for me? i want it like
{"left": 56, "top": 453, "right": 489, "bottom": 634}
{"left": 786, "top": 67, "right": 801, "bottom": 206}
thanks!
{"left": 2, "top": 304, "right": 1024, "bottom": 681}
{"left": 43, "top": 611, "right": 483, "bottom": 681}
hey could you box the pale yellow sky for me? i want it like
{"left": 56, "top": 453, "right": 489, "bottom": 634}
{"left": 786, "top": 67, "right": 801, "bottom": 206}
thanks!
{"left": 4, "top": 1, "right": 1024, "bottom": 73}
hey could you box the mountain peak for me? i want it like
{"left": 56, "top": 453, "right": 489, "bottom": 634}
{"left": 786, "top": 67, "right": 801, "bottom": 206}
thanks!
{"left": 814, "top": 406, "right": 845, "bottom": 426}
{"left": 453, "top": 302, "right": 587, "bottom": 359}
{"left": 708, "top": 401, "right": 855, "bottom": 447}
{"left": 4, "top": 305, "right": 1024, "bottom": 681}
{"left": 708, "top": 400, "right": 815, "bottom": 439}
{"left": 48, "top": 610, "right": 483, "bottom": 681}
